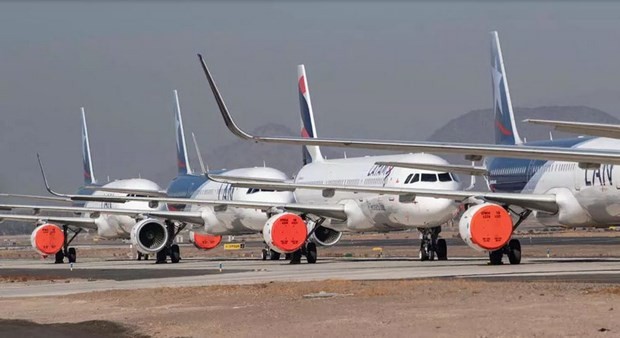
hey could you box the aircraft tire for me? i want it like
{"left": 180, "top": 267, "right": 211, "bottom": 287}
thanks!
{"left": 261, "top": 249, "right": 268, "bottom": 260}
{"left": 489, "top": 250, "right": 503, "bottom": 265}
{"left": 170, "top": 244, "right": 181, "bottom": 263}
{"left": 54, "top": 250, "right": 65, "bottom": 264}
{"left": 436, "top": 239, "right": 448, "bottom": 261}
{"left": 269, "top": 250, "right": 281, "bottom": 260}
{"left": 289, "top": 250, "right": 302, "bottom": 264}
{"left": 156, "top": 248, "right": 168, "bottom": 264}
{"left": 306, "top": 242, "right": 317, "bottom": 264}
{"left": 67, "top": 247, "right": 77, "bottom": 263}
{"left": 507, "top": 239, "right": 521, "bottom": 265}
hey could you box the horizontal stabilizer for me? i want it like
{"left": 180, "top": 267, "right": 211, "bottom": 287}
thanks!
{"left": 374, "top": 161, "right": 488, "bottom": 176}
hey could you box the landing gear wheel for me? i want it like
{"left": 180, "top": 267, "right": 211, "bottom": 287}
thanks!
{"left": 489, "top": 249, "right": 503, "bottom": 265}
{"left": 289, "top": 250, "right": 302, "bottom": 264}
{"left": 137, "top": 252, "right": 143, "bottom": 261}
{"left": 419, "top": 247, "right": 429, "bottom": 261}
{"left": 156, "top": 248, "right": 168, "bottom": 264}
{"left": 170, "top": 244, "right": 181, "bottom": 263}
{"left": 144, "top": 254, "right": 149, "bottom": 261}
{"left": 67, "top": 247, "right": 77, "bottom": 263}
{"left": 436, "top": 239, "right": 448, "bottom": 261}
{"left": 507, "top": 239, "right": 521, "bottom": 265}
{"left": 54, "top": 250, "right": 65, "bottom": 264}
{"left": 306, "top": 242, "right": 317, "bottom": 264}
{"left": 261, "top": 249, "right": 268, "bottom": 261}
{"left": 269, "top": 249, "right": 281, "bottom": 261}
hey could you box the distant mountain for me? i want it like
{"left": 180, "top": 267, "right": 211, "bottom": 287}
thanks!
{"left": 427, "top": 106, "right": 619, "bottom": 144}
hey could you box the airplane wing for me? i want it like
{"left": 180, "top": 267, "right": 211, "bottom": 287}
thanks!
{"left": 208, "top": 175, "right": 559, "bottom": 214}
{"left": 197, "top": 54, "right": 620, "bottom": 166}
{"left": 374, "top": 161, "right": 488, "bottom": 176}
{"left": 0, "top": 213, "right": 98, "bottom": 229}
{"left": 525, "top": 119, "right": 620, "bottom": 139}
{"left": 0, "top": 199, "right": 348, "bottom": 224}
{"left": 0, "top": 193, "right": 72, "bottom": 203}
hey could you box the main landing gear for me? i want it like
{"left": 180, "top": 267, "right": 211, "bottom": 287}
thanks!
{"left": 261, "top": 242, "right": 318, "bottom": 264}
{"left": 418, "top": 226, "right": 447, "bottom": 261}
{"left": 154, "top": 221, "right": 185, "bottom": 264}
{"left": 55, "top": 225, "right": 82, "bottom": 264}
{"left": 488, "top": 208, "right": 530, "bottom": 265}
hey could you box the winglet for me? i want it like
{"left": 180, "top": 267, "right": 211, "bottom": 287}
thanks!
{"left": 197, "top": 54, "right": 253, "bottom": 141}
{"left": 81, "top": 107, "right": 97, "bottom": 185}
{"left": 191, "top": 132, "right": 208, "bottom": 174}
{"left": 174, "top": 90, "right": 193, "bottom": 175}
{"left": 37, "top": 153, "right": 66, "bottom": 197}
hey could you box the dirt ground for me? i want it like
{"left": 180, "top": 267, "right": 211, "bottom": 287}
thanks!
{"left": 0, "top": 279, "right": 619, "bottom": 337}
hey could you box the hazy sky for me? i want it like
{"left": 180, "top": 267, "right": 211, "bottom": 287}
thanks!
{"left": 2, "top": 1, "right": 620, "bottom": 194}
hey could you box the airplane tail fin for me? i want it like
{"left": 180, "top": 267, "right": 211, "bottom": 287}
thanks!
{"left": 174, "top": 90, "right": 192, "bottom": 175}
{"left": 81, "top": 107, "right": 96, "bottom": 185}
{"left": 298, "top": 64, "right": 324, "bottom": 164}
{"left": 491, "top": 31, "right": 522, "bottom": 145}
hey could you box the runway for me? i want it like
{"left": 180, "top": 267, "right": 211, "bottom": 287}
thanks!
{"left": 2, "top": 256, "right": 620, "bottom": 298}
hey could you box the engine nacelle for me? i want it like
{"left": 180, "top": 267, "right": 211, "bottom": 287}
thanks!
{"left": 30, "top": 223, "right": 64, "bottom": 256}
{"left": 263, "top": 212, "right": 307, "bottom": 254}
{"left": 459, "top": 203, "right": 513, "bottom": 252}
{"left": 189, "top": 231, "right": 222, "bottom": 250}
{"left": 130, "top": 218, "right": 169, "bottom": 254}
{"left": 309, "top": 226, "right": 342, "bottom": 247}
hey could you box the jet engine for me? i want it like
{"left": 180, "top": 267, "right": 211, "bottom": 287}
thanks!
{"left": 30, "top": 223, "right": 64, "bottom": 255}
{"left": 130, "top": 218, "right": 169, "bottom": 254}
{"left": 459, "top": 203, "right": 513, "bottom": 252}
{"left": 309, "top": 226, "right": 342, "bottom": 247}
{"left": 189, "top": 231, "right": 222, "bottom": 250}
{"left": 263, "top": 212, "right": 307, "bottom": 254}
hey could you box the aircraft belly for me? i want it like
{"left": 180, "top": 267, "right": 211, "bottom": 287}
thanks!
{"left": 97, "top": 214, "right": 130, "bottom": 238}
{"left": 205, "top": 207, "right": 266, "bottom": 235}
{"left": 574, "top": 188, "right": 620, "bottom": 225}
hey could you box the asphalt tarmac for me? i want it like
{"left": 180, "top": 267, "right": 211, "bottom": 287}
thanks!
{"left": 2, "top": 256, "right": 620, "bottom": 298}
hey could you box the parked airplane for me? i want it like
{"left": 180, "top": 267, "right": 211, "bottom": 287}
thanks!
{"left": 212, "top": 64, "right": 464, "bottom": 261}
{"left": 198, "top": 31, "right": 620, "bottom": 264}
{"left": 0, "top": 108, "right": 166, "bottom": 263}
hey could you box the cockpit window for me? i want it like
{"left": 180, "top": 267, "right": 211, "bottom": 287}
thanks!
{"left": 421, "top": 173, "right": 437, "bottom": 182}
{"left": 411, "top": 174, "right": 419, "bottom": 183}
{"left": 247, "top": 188, "right": 276, "bottom": 194}
{"left": 438, "top": 173, "right": 451, "bottom": 182}
{"left": 404, "top": 174, "right": 414, "bottom": 184}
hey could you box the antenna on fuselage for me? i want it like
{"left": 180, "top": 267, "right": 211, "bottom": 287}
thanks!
{"left": 549, "top": 132, "right": 553, "bottom": 141}
{"left": 343, "top": 151, "right": 347, "bottom": 159}
{"left": 191, "top": 132, "right": 208, "bottom": 174}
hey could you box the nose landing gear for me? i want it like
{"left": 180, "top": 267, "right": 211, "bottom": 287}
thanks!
{"left": 418, "top": 226, "right": 447, "bottom": 261}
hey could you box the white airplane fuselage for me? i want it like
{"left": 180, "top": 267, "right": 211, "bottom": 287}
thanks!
{"left": 294, "top": 153, "right": 460, "bottom": 232}
{"left": 185, "top": 167, "right": 295, "bottom": 235}
{"left": 488, "top": 137, "right": 620, "bottom": 227}
{"left": 83, "top": 178, "right": 165, "bottom": 238}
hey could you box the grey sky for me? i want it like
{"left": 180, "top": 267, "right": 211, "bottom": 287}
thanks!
{"left": 2, "top": 1, "right": 620, "bottom": 194}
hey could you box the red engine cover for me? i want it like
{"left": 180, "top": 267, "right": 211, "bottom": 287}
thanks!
{"left": 264, "top": 213, "right": 307, "bottom": 253}
{"left": 31, "top": 224, "right": 64, "bottom": 255}
{"left": 191, "top": 232, "right": 222, "bottom": 250}
{"left": 468, "top": 204, "right": 513, "bottom": 251}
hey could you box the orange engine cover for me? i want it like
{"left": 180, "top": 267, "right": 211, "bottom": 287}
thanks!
{"left": 459, "top": 203, "right": 513, "bottom": 252}
{"left": 190, "top": 231, "right": 222, "bottom": 250}
{"left": 263, "top": 213, "right": 307, "bottom": 254}
{"left": 30, "top": 224, "right": 64, "bottom": 255}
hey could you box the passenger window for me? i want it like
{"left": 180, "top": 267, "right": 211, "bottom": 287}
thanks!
{"left": 438, "top": 173, "right": 451, "bottom": 182}
{"left": 405, "top": 174, "right": 413, "bottom": 184}
{"left": 411, "top": 174, "right": 419, "bottom": 183}
{"left": 421, "top": 173, "right": 437, "bottom": 182}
